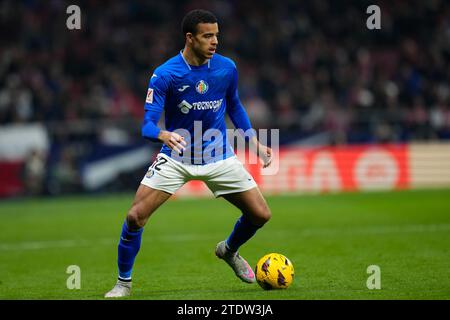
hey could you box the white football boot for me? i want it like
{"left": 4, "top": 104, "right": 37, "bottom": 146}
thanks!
{"left": 104, "top": 279, "right": 132, "bottom": 298}
{"left": 215, "top": 240, "right": 256, "bottom": 283}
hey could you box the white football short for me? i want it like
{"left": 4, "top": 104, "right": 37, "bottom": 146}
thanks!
{"left": 140, "top": 153, "right": 257, "bottom": 197}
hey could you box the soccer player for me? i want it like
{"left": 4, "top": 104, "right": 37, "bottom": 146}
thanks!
{"left": 105, "top": 9, "right": 273, "bottom": 298}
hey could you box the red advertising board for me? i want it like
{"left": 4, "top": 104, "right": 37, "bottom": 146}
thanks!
{"left": 0, "top": 161, "right": 24, "bottom": 197}
{"left": 176, "top": 144, "right": 410, "bottom": 196}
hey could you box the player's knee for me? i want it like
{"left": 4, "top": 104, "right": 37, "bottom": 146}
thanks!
{"left": 260, "top": 206, "right": 272, "bottom": 224}
{"left": 126, "top": 205, "right": 146, "bottom": 230}
{"left": 251, "top": 205, "right": 271, "bottom": 226}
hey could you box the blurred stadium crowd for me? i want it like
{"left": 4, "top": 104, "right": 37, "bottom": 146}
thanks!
{"left": 0, "top": 0, "right": 449, "bottom": 195}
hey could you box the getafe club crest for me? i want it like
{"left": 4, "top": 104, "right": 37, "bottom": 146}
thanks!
{"left": 195, "top": 80, "right": 209, "bottom": 94}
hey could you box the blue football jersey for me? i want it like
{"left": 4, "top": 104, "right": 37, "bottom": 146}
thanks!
{"left": 142, "top": 51, "right": 254, "bottom": 165}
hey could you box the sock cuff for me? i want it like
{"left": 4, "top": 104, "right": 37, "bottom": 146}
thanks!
{"left": 123, "top": 220, "right": 143, "bottom": 235}
{"left": 225, "top": 240, "right": 236, "bottom": 253}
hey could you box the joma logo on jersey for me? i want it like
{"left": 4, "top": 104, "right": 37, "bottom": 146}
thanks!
{"left": 178, "top": 99, "right": 223, "bottom": 114}
{"left": 195, "top": 80, "right": 209, "bottom": 94}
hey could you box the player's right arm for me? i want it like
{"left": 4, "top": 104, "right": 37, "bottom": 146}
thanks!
{"left": 141, "top": 73, "right": 186, "bottom": 153}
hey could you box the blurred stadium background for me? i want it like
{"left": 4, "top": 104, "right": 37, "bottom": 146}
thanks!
{"left": 1, "top": 0, "right": 450, "bottom": 197}
{"left": 0, "top": 0, "right": 449, "bottom": 299}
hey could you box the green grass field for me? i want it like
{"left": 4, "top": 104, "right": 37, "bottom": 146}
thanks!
{"left": 0, "top": 189, "right": 449, "bottom": 300}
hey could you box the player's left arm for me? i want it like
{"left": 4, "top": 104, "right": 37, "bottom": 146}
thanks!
{"left": 226, "top": 66, "right": 272, "bottom": 168}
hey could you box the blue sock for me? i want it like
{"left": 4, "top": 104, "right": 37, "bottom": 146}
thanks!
{"left": 117, "top": 220, "right": 143, "bottom": 280}
{"left": 226, "top": 215, "right": 262, "bottom": 252}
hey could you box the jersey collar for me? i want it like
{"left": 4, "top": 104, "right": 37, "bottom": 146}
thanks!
{"left": 179, "top": 50, "right": 211, "bottom": 70}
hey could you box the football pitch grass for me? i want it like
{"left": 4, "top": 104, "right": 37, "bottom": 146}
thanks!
{"left": 0, "top": 189, "right": 449, "bottom": 300}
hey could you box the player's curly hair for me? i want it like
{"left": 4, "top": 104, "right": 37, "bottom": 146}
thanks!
{"left": 182, "top": 9, "right": 217, "bottom": 36}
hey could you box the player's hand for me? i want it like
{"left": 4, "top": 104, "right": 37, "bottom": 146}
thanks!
{"left": 258, "top": 144, "right": 272, "bottom": 168}
{"left": 158, "top": 130, "right": 187, "bottom": 154}
{"left": 250, "top": 136, "right": 272, "bottom": 168}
